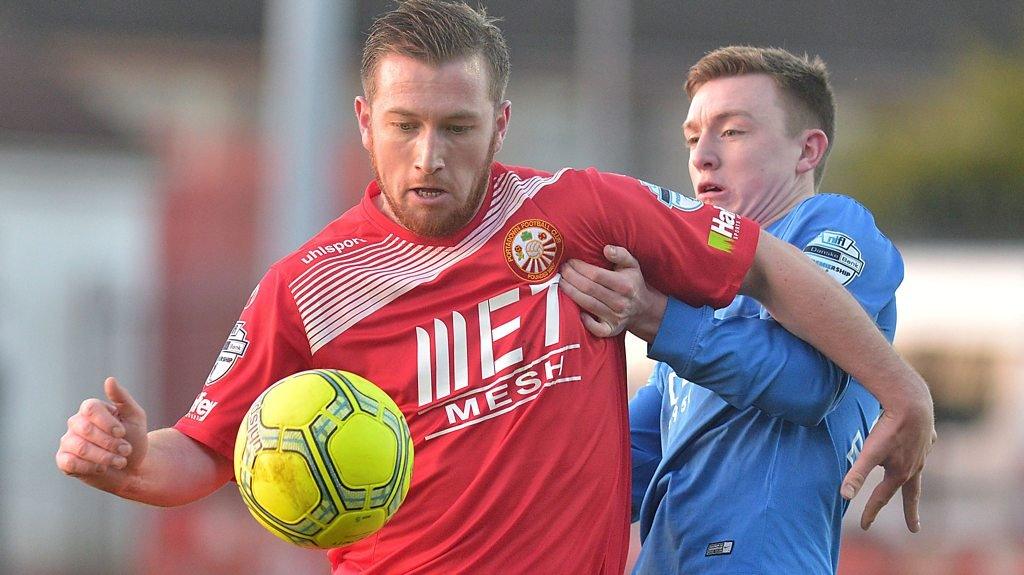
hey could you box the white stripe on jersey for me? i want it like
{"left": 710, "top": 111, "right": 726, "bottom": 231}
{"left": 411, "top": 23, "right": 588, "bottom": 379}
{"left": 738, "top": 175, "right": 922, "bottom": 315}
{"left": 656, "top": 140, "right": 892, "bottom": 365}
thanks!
{"left": 294, "top": 168, "right": 571, "bottom": 354}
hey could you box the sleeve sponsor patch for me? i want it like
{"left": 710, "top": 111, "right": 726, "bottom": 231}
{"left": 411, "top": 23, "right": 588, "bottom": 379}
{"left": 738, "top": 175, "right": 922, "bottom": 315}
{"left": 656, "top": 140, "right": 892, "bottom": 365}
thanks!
{"left": 205, "top": 321, "right": 250, "bottom": 386}
{"left": 707, "top": 207, "right": 739, "bottom": 253}
{"left": 803, "top": 230, "right": 864, "bottom": 286}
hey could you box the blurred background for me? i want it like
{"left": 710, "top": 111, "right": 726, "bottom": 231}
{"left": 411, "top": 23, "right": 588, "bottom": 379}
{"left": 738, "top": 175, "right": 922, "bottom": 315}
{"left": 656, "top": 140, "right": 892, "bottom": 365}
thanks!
{"left": 1, "top": 1, "right": 1021, "bottom": 574}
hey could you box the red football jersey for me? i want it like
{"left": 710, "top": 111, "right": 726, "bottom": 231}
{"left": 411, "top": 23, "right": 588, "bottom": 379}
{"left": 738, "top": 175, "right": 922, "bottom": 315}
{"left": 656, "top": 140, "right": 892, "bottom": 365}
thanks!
{"left": 175, "top": 163, "right": 758, "bottom": 574}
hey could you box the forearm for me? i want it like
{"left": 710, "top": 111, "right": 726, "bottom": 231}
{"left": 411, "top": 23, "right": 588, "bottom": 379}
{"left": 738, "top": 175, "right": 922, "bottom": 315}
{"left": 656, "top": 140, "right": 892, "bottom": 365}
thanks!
{"left": 742, "top": 232, "right": 927, "bottom": 411}
{"left": 120, "top": 428, "right": 234, "bottom": 507}
{"left": 649, "top": 298, "right": 847, "bottom": 426}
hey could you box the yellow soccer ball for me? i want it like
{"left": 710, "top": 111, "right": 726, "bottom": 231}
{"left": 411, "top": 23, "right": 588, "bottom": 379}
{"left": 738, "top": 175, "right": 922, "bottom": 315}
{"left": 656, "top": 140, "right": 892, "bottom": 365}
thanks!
{"left": 234, "top": 369, "right": 414, "bottom": 548}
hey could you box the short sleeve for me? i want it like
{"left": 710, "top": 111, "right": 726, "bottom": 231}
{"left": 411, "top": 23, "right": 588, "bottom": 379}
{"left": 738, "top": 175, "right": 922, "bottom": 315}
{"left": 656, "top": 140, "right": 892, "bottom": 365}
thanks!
{"left": 537, "top": 169, "right": 760, "bottom": 309}
{"left": 174, "top": 267, "right": 313, "bottom": 460}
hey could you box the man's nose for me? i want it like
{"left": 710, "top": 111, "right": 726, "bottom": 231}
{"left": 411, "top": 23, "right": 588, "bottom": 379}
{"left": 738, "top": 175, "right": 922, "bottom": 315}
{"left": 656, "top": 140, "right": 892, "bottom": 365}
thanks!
{"left": 690, "top": 137, "right": 719, "bottom": 172}
{"left": 415, "top": 131, "right": 445, "bottom": 174}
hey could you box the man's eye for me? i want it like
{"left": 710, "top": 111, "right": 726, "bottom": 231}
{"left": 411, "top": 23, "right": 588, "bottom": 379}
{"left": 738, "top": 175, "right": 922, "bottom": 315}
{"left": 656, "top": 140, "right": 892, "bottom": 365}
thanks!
{"left": 395, "top": 122, "right": 415, "bottom": 131}
{"left": 685, "top": 136, "right": 699, "bottom": 147}
{"left": 722, "top": 129, "right": 742, "bottom": 137}
{"left": 449, "top": 125, "right": 471, "bottom": 134}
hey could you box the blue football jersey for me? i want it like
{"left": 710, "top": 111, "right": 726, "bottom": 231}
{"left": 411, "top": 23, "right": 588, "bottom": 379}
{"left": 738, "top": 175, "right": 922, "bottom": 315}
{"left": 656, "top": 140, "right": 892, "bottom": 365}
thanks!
{"left": 631, "top": 194, "right": 903, "bottom": 574}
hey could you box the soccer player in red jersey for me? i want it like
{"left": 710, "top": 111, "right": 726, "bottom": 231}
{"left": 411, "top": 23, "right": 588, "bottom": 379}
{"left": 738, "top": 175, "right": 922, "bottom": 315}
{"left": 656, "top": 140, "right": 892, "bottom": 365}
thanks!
{"left": 56, "top": 2, "right": 934, "bottom": 573}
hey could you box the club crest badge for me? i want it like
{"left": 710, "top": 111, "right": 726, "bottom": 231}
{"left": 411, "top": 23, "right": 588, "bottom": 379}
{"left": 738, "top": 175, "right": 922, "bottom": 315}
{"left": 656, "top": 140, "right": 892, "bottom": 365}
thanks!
{"left": 503, "top": 219, "right": 564, "bottom": 282}
{"left": 205, "top": 321, "right": 250, "bottom": 386}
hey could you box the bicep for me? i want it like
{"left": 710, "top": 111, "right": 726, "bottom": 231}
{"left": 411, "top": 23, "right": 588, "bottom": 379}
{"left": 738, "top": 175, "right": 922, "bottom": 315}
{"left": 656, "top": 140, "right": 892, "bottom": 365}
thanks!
{"left": 739, "top": 230, "right": 808, "bottom": 299}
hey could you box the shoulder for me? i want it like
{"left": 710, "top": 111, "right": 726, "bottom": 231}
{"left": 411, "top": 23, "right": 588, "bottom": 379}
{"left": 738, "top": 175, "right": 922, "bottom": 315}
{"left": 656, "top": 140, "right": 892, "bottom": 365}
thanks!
{"left": 491, "top": 163, "right": 570, "bottom": 198}
{"left": 492, "top": 165, "right": 631, "bottom": 215}
{"left": 495, "top": 164, "right": 627, "bottom": 195}
{"left": 501, "top": 164, "right": 645, "bottom": 192}
{"left": 519, "top": 165, "right": 690, "bottom": 210}
{"left": 787, "top": 194, "right": 881, "bottom": 228}
{"left": 268, "top": 206, "right": 384, "bottom": 282}
{"left": 496, "top": 162, "right": 553, "bottom": 180}
{"left": 781, "top": 194, "right": 904, "bottom": 289}
{"left": 779, "top": 194, "right": 894, "bottom": 248}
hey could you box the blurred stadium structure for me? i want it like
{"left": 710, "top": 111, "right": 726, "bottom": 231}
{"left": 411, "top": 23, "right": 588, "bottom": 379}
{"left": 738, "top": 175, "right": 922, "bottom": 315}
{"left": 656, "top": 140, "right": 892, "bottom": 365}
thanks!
{"left": 0, "top": 1, "right": 1021, "bottom": 574}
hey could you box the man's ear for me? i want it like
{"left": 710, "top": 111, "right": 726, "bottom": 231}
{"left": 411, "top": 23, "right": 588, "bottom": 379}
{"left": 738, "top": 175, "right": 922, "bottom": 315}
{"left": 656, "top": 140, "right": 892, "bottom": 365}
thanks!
{"left": 355, "top": 96, "right": 373, "bottom": 151}
{"left": 796, "top": 129, "right": 829, "bottom": 176}
{"left": 492, "top": 100, "right": 512, "bottom": 154}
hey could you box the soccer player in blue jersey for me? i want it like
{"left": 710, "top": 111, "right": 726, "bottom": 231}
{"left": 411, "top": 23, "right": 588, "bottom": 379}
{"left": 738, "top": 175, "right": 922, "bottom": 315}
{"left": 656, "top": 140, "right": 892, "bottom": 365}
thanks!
{"left": 559, "top": 46, "right": 933, "bottom": 573}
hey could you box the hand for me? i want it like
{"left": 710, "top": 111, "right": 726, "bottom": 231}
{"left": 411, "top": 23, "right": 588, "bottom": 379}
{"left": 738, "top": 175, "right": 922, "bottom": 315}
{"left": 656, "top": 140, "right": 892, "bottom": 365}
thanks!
{"left": 841, "top": 389, "right": 936, "bottom": 532}
{"left": 56, "top": 377, "right": 150, "bottom": 496}
{"left": 558, "top": 245, "right": 667, "bottom": 341}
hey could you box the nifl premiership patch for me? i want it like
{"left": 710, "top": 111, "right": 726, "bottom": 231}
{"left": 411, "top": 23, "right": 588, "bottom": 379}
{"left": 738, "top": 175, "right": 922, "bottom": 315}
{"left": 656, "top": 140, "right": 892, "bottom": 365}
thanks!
{"left": 503, "top": 219, "right": 564, "bottom": 282}
{"left": 803, "top": 230, "right": 865, "bottom": 286}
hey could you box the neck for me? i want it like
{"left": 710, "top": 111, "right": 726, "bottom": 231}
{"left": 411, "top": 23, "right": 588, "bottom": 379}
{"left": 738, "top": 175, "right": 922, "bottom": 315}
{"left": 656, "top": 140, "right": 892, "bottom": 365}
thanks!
{"left": 753, "top": 181, "right": 816, "bottom": 227}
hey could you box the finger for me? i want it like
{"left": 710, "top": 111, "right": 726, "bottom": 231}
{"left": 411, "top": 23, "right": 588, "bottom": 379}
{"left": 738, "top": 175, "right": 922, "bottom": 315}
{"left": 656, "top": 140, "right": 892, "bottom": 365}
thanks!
{"left": 563, "top": 258, "right": 608, "bottom": 283}
{"left": 603, "top": 245, "right": 640, "bottom": 270}
{"left": 841, "top": 446, "right": 880, "bottom": 501}
{"left": 560, "top": 274, "right": 618, "bottom": 323}
{"left": 560, "top": 260, "right": 600, "bottom": 292}
{"left": 580, "top": 311, "right": 616, "bottom": 338}
{"left": 78, "top": 398, "right": 125, "bottom": 438}
{"left": 56, "top": 451, "right": 107, "bottom": 476}
{"left": 61, "top": 432, "right": 128, "bottom": 469}
{"left": 104, "top": 377, "right": 142, "bottom": 419}
{"left": 565, "top": 259, "right": 635, "bottom": 296}
{"left": 841, "top": 421, "right": 892, "bottom": 500}
{"left": 561, "top": 263, "right": 627, "bottom": 315}
{"left": 860, "top": 474, "right": 901, "bottom": 530}
{"left": 901, "top": 470, "right": 923, "bottom": 533}
{"left": 68, "top": 415, "right": 132, "bottom": 456}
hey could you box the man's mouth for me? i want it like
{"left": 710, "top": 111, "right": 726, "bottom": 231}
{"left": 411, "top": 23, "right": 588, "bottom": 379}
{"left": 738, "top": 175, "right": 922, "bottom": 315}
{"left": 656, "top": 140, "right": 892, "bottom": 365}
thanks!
{"left": 412, "top": 187, "right": 446, "bottom": 198}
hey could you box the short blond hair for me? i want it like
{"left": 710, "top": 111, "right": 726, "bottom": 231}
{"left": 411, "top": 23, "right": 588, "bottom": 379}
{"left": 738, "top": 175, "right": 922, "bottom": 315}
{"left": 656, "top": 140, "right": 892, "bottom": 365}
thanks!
{"left": 361, "top": 0, "right": 511, "bottom": 104}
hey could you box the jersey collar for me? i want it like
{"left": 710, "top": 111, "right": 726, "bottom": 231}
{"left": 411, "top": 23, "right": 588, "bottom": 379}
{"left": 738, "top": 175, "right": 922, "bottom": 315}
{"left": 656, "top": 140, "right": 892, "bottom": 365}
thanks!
{"left": 359, "top": 163, "right": 504, "bottom": 247}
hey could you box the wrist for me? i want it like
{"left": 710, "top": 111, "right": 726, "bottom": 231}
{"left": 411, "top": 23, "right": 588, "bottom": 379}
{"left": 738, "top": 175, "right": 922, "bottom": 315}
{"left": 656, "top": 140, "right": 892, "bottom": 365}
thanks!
{"left": 629, "top": 289, "right": 668, "bottom": 342}
{"left": 112, "top": 467, "right": 144, "bottom": 500}
{"left": 877, "top": 375, "right": 932, "bottom": 416}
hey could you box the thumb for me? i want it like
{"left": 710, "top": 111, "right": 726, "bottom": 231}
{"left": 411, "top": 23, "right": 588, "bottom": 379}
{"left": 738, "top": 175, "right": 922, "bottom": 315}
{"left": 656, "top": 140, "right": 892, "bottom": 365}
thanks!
{"left": 603, "top": 245, "right": 639, "bottom": 270}
{"left": 104, "top": 377, "right": 142, "bottom": 418}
